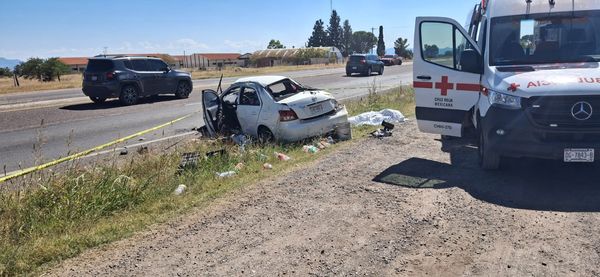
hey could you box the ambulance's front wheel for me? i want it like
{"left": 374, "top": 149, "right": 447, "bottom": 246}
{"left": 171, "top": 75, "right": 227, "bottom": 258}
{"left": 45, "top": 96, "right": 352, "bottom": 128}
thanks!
{"left": 478, "top": 125, "right": 500, "bottom": 170}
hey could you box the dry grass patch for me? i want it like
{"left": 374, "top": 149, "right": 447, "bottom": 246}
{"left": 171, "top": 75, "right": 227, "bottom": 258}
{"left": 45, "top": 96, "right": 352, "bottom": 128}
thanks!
{"left": 0, "top": 75, "right": 82, "bottom": 95}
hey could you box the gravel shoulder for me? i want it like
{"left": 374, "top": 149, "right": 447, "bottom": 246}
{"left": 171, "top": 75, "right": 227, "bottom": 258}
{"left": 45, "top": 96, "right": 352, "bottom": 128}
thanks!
{"left": 45, "top": 120, "right": 600, "bottom": 276}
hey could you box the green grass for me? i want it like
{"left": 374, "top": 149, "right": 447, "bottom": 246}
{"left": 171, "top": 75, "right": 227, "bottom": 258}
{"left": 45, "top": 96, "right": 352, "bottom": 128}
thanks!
{"left": 0, "top": 86, "right": 414, "bottom": 276}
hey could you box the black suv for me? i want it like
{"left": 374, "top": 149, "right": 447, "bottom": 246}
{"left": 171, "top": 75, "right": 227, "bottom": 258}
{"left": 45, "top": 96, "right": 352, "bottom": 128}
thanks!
{"left": 346, "top": 54, "right": 384, "bottom": 76}
{"left": 82, "top": 56, "right": 193, "bottom": 105}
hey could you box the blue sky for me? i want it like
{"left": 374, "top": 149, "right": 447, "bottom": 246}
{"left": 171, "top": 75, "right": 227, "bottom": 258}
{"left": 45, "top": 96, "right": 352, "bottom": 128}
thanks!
{"left": 0, "top": 0, "right": 476, "bottom": 60}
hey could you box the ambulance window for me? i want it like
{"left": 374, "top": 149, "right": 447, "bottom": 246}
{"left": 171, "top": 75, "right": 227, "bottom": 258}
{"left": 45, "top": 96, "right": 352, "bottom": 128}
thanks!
{"left": 421, "top": 22, "right": 454, "bottom": 68}
{"left": 421, "top": 21, "right": 477, "bottom": 71}
{"left": 455, "top": 28, "right": 476, "bottom": 69}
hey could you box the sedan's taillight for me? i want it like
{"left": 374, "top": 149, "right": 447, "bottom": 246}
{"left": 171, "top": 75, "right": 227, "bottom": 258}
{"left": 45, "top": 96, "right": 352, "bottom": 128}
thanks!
{"left": 279, "top": 110, "right": 298, "bottom": 122}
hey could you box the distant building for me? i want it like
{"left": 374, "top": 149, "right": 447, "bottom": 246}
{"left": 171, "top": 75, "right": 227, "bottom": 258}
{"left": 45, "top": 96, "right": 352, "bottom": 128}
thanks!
{"left": 59, "top": 53, "right": 179, "bottom": 73}
{"left": 251, "top": 47, "right": 342, "bottom": 67}
{"left": 179, "top": 53, "right": 243, "bottom": 69}
{"left": 58, "top": 57, "right": 88, "bottom": 73}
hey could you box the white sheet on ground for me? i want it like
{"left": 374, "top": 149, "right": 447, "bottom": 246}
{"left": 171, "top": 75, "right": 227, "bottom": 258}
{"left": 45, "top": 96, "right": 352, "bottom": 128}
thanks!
{"left": 348, "top": 109, "right": 406, "bottom": 126}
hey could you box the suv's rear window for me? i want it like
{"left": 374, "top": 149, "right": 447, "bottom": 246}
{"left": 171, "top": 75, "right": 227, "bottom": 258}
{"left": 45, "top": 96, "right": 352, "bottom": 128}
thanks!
{"left": 349, "top": 56, "right": 365, "bottom": 62}
{"left": 86, "top": 60, "right": 113, "bottom": 71}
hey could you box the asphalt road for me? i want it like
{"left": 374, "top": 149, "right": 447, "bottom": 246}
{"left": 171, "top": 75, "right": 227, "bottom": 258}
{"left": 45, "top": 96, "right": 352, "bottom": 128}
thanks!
{"left": 0, "top": 65, "right": 412, "bottom": 173}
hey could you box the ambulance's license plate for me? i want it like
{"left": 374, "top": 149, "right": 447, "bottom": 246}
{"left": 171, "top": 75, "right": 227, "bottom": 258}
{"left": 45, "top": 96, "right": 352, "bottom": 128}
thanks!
{"left": 564, "top": 149, "right": 595, "bottom": 162}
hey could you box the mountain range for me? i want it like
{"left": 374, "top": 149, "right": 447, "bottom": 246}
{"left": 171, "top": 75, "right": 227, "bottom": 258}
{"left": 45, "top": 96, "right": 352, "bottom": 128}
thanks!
{"left": 0, "top": 57, "right": 22, "bottom": 69}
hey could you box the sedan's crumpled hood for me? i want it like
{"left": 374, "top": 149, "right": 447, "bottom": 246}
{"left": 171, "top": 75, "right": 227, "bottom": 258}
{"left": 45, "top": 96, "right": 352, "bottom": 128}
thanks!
{"left": 487, "top": 65, "right": 600, "bottom": 98}
{"left": 277, "top": 90, "right": 336, "bottom": 119}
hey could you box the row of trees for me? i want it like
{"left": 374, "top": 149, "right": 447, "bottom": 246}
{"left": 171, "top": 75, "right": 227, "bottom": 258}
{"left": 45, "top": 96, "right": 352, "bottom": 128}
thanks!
{"left": 0, "top": 57, "right": 70, "bottom": 84}
{"left": 305, "top": 10, "right": 413, "bottom": 59}
{"left": 306, "top": 10, "right": 375, "bottom": 56}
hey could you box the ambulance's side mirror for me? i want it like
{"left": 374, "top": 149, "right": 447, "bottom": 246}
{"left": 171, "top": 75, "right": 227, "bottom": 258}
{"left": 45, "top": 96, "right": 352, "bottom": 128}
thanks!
{"left": 460, "top": 49, "right": 483, "bottom": 74}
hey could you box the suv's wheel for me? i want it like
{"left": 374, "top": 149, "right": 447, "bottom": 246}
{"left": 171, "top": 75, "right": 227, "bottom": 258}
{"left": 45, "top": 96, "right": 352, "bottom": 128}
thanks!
{"left": 365, "top": 67, "right": 372, "bottom": 76}
{"left": 119, "top": 85, "right": 139, "bottom": 106}
{"left": 175, "top": 81, "right": 192, "bottom": 99}
{"left": 378, "top": 66, "right": 384, "bottom": 75}
{"left": 346, "top": 71, "right": 351, "bottom": 77}
{"left": 89, "top": 96, "right": 106, "bottom": 104}
{"left": 257, "top": 126, "right": 275, "bottom": 144}
{"left": 478, "top": 125, "right": 500, "bottom": 170}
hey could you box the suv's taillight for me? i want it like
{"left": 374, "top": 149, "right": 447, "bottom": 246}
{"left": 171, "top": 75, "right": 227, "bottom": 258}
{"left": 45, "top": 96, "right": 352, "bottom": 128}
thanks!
{"left": 279, "top": 110, "right": 298, "bottom": 122}
{"left": 360, "top": 59, "right": 366, "bottom": 64}
{"left": 106, "top": 72, "right": 116, "bottom": 80}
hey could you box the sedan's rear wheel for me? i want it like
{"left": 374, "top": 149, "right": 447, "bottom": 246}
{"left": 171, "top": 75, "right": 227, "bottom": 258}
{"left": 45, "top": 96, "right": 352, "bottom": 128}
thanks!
{"left": 379, "top": 67, "right": 384, "bottom": 75}
{"left": 89, "top": 96, "right": 106, "bottom": 104}
{"left": 119, "top": 85, "right": 139, "bottom": 106}
{"left": 175, "top": 81, "right": 192, "bottom": 99}
{"left": 257, "top": 126, "right": 275, "bottom": 144}
{"left": 365, "top": 67, "right": 372, "bottom": 76}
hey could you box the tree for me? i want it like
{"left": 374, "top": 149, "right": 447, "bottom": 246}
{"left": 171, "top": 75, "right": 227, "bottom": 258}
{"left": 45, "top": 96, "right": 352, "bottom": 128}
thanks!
{"left": 40, "top": 57, "right": 70, "bottom": 82}
{"left": 377, "top": 26, "right": 386, "bottom": 57}
{"left": 326, "top": 10, "right": 343, "bottom": 49}
{"left": 341, "top": 20, "right": 353, "bottom": 57}
{"left": 0, "top": 67, "right": 13, "bottom": 77}
{"left": 18, "top": 57, "right": 69, "bottom": 82}
{"left": 351, "top": 31, "right": 377, "bottom": 54}
{"left": 394, "top": 37, "right": 413, "bottom": 59}
{"left": 307, "top": 20, "right": 327, "bottom": 47}
{"left": 424, "top": 44, "right": 439, "bottom": 59}
{"left": 20, "top": 57, "right": 45, "bottom": 81}
{"left": 267, "top": 39, "right": 285, "bottom": 49}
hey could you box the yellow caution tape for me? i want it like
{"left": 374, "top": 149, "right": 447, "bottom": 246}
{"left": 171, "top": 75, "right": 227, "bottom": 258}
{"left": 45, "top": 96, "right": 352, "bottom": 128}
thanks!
{"left": 0, "top": 114, "right": 194, "bottom": 184}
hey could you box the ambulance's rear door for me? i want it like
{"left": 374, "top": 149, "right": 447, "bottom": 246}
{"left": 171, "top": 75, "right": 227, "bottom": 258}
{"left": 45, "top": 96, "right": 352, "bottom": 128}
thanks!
{"left": 414, "top": 17, "right": 482, "bottom": 137}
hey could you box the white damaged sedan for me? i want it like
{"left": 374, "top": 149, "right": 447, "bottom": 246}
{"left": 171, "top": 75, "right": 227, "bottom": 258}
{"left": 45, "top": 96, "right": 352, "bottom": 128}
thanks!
{"left": 202, "top": 76, "right": 349, "bottom": 142}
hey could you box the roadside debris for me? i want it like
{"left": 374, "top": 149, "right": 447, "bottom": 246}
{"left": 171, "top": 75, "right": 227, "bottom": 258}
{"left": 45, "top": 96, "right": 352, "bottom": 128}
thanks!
{"left": 179, "top": 152, "right": 202, "bottom": 169}
{"left": 334, "top": 122, "right": 353, "bottom": 141}
{"left": 275, "top": 152, "right": 291, "bottom": 161}
{"left": 370, "top": 121, "right": 395, "bottom": 139}
{"left": 235, "top": 162, "right": 245, "bottom": 171}
{"left": 263, "top": 163, "right": 273, "bottom": 170}
{"left": 216, "top": 171, "right": 237, "bottom": 178}
{"left": 303, "top": 145, "right": 319, "bottom": 153}
{"left": 137, "top": 146, "right": 149, "bottom": 155}
{"left": 231, "top": 134, "right": 248, "bottom": 151}
{"left": 173, "top": 184, "right": 187, "bottom": 195}
{"left": 120, "top": 148, "right": 128, "bottom": 155}
{"left": 206, "top": 149, "right": 226, "bottom": 158}
{"left": 349, "top": 109, "right": 405, "bottom": 126}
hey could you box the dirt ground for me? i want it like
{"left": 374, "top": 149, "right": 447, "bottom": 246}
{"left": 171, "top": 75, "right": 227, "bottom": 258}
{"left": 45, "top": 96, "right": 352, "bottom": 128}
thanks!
{"left": 45, "top": 120, "right": 600, "bottom": 276}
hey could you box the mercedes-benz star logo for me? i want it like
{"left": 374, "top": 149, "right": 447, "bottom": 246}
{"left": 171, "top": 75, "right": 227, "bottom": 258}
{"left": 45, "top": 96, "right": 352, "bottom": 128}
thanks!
{"left": 571, "top": 101, "right": 593, "bottom": 121}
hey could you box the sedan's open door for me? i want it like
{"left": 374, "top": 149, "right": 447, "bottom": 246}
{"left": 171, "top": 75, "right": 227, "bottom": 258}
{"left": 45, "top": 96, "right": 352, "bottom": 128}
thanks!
{"left": 414, "top": 17, "right": 482, "bottom": 137}
{"left": 202, "top": 89, "right": 221, "bottom": 138}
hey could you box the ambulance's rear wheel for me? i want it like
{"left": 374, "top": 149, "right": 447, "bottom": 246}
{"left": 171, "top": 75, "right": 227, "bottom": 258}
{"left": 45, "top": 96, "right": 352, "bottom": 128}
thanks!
{"left": 479, "top": 127, "right": 500, "bottom": 170}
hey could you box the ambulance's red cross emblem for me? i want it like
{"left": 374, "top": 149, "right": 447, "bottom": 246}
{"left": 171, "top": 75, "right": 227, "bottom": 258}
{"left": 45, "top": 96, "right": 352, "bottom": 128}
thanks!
{"left": 435, "top": 76, "right": 455, "bottom": 96}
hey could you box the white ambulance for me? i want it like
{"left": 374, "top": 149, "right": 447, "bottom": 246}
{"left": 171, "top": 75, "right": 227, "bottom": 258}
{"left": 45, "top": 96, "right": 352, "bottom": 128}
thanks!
{"left": 414, "top": 0, "right": 600, "bottom": 169}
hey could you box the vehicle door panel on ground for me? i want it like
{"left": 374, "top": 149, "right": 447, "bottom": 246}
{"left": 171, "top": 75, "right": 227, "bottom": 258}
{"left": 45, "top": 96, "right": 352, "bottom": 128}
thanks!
{"left": 414, "top": 17, "right": 482, "bottom": 137}
{"left": 129, "top": 59, "right": 156, "bottom": 96}
{"left": 236, "top": 84, "right": 262, "bottom": 136}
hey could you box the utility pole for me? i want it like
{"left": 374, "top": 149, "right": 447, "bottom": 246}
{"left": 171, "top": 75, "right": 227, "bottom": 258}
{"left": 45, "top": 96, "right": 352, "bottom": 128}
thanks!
{"left": 330, "top": 0, "right": 333, "bottom": 13}
{"left": 371, "top": 27, "right": 376, "bottom": 54}
{"left": 103, "top": 47, "right": 108, "bottom": 56}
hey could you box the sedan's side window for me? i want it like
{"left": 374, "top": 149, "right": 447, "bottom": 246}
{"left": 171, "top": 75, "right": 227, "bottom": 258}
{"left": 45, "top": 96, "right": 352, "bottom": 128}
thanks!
{"left": 223, "top": 87, "right": 240, "bottom": 105}
{"left": 239, "top": 87, "right": 260, "bottom": 106}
